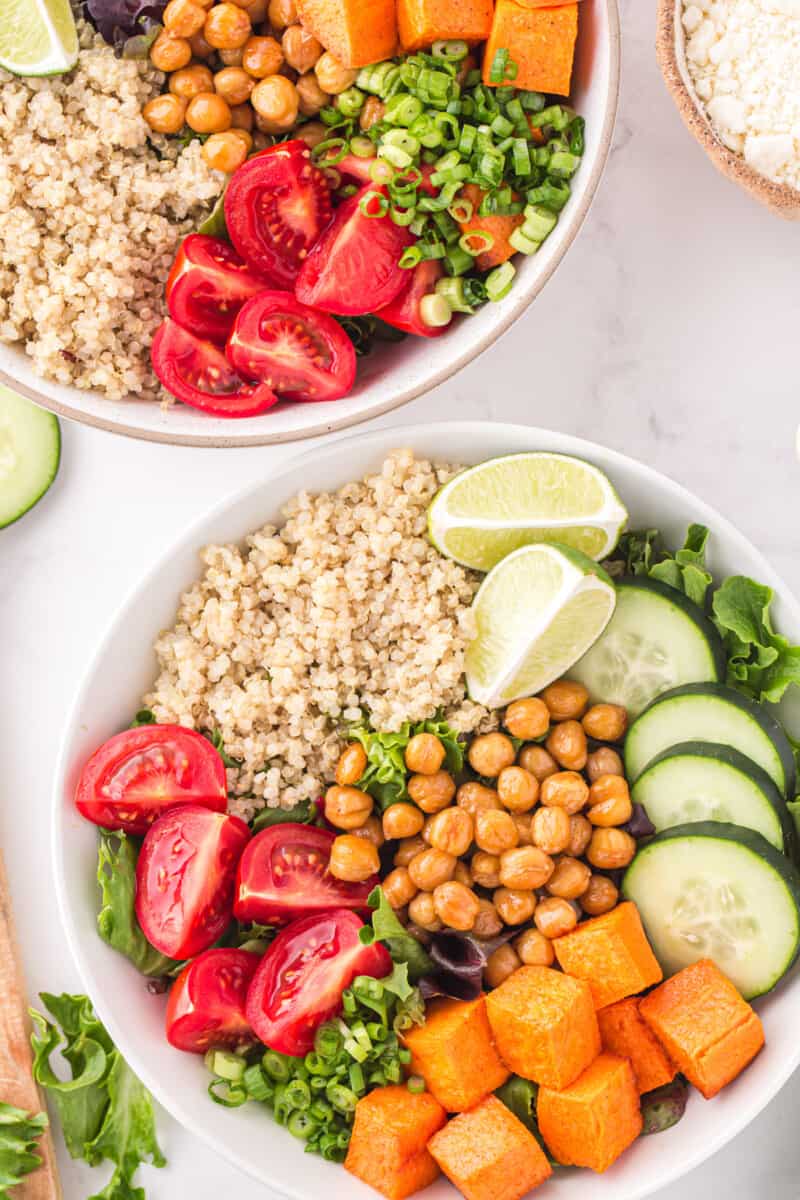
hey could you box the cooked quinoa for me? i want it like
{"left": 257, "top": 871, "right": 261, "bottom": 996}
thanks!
{"left": 144, "top": 451, "right": 492, "bottom": 820}
{"left": 0, "top": 19, "right": 222, "bottom": 401}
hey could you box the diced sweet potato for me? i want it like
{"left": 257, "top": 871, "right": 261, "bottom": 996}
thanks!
{"left": 404, "top": 997, "right": 510, "bottom": 1111}
{"left": 345, "top": 1084, "right": 447, "bottom": 1200}
{"left": 553, "top": 902, "right": 663, "bottom": 1009}
{"left": 486, "top": 965, "right": 600, "bottom": 1089}
{"left": 538, "top": 1053, "right": 643, "bottom": 1173}
{"left": 456, "top": 184, "right": 524, "bottom": 271}
{"left": 597, "top": 998, "right": 676, "bottom": 1094}
{"left": 428, "top": 1094, "right": 552, "bottom": 1200}
{"left": 397, "top": 0, "right": 494, "bottom": 52}
{"left": 640, "top": 960, "right": 765, "bottom": 1100}
{"left": 296, "top": 0, "right": 397, "bottom": 68}
{"left": 482, "top": 0, "right": 578, "bottom": 96}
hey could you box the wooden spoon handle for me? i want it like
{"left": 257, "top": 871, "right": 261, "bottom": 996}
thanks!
{"left": 0, "top": 850, "right": 62, "bottom": 1199}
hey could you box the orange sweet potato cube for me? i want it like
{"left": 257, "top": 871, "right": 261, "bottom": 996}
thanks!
{"left": 482, "top": 0, "right": 578, "bottom": 96}
{"left": 538, "top": 1053, "right": 643, "bottom": 1172}
{"left": 398, "top": 0, "right": 494, "bottom": 51}
{"left": 640, "top": 960, "right": 765, "bottom": 1099}
{"left": 597, "top": 998, "right": 676, "bottom": 1094}
{"left": 345, "top": 1085, "right": 447, "bottom": 1200}
{"left": 553, "top": 902, "right": 663, "bottom": 1009}
{"left": 404, "top": 997, "right": 510, "bottom": 1111}
{"left": 428, "top": 1094, "right": 552, "bottom": 1200}
{"left": 485, "top": 965, "right": 600, "bottom": 1089}
{"left": 296, "top": 0, "right": 397, "bottom": 67}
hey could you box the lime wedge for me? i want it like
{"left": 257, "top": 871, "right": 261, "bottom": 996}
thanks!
{"left": 0, "top": 0, "right": 78, "bottom": 76}
{"left": 465, "top": 543, "right": 617, "bottom": 707}
{"left": 429, "top": 453, "right": 628, "bottom": 572}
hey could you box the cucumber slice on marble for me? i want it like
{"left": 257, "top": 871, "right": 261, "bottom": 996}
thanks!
{"left": 0, "top": 387, "right": 60, "bottom": 528}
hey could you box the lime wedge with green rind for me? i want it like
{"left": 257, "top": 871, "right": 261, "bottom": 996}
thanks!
{"left": 428, "top": 453, "right": 628, "bottom": 572}
{"left": 465, "top": 542, "right": 617, "bottom": 707}
{"left": 0, "top": 0, "right": 78, "bottom": 76}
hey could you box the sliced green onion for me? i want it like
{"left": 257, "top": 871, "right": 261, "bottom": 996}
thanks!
{"left": 349, "top": 1063, "right": 365, "bottom": 1093}
{"left": 409, "top": 112, "right": 443, "bottom": 148}
{"left": 314, "top": 1025, "right": 342, "bottom": 1059}
{"left": 385, "top": 93, "right": 423, "bottom": 127}
{"left": 526, "top": 178, "right": 571, "bottom": 211}
{"left": 263, "top": 1050, "right": 292, "bottom": 1081}
{"left": 435, "top": 276, "right": 475, "bottom": 311}
{"left": 512, "top": 137, "right": 531, "bottom": 176}
{"left": 508, "top": 226, "right": 540, "bottom": 255}
{"left": 204, "top": 1048, "right": 246, "bottom": 1082}
{"left": 243, "top": 1065, "right": 273, "bottom": 1102}
{"left": 379, "top": 143, "right": 413, "bottom": 169}
{"left": 208, "top": 1080, "right": 247, "bottom": 1107}
{"left": 519, "top": 89, "right": 546, "bottom": 112}
{"left": 420, "top": 293, "right": 452, "bottom": 328}
{"left": 567, "top": 115, "right": 586, "bottom": 155}
{"left": 285, "top": 1078, "right": 311, "bottom": 1110}
{"left": 369, "top": 158, "right": 395, "bottom": 184}
{"left": 486, "top": 261, "right": 516, "bottom": 301}
{"left": 399, "top": 244, "right": 423, "bottom": 269}
{"left": 432, "top": 38, "right": 468, "bottom": 61}
{"left": 448, "top": 196, "right": 473, "bottom": 222}
{"left": 312, "top": 137, "right": 347, "bottom": 165}
{"left": 442, "top": 244, "right": 473, "bottom": 275}
{"left": 458, "top": 230, "right": 494, "bottom": 256}
{"left": 327, "top": 1082, "right": 359, "bottom": 1113}
{"left": 548, "top": 150, "right": 581, "bottom": 178}
{"left": 350, "top": 135, "right": 376, "bottom": 158}
{"left": 490, "top": 113, "right": 514, "bottom": 138}
{"left": 337, "top": 87, "right": 365, "bottom": 117}
{"left": 432, "top": 110, "right": 460, "bottom": 147}
{"left": 288, "top": 1111, "right": 318, "bottom": 1140}
{"left": 357, "top": 61, "right": 399, "bottom": 96}
{"left": 390, "top": 205, "right": 416, "bottom": 226}
{"left": 359, "top": 190, "right": 389, "bottom": 218}
{"left": 341, "top": 988, "right": 357, "bottom": 1016}
{"left": 398, "top": 1048, "right": 412, "bottom": 1065}
{"left": 489, "top": 48, "right": 509, "bottom": 84}
{"left": 522, "top": 203, "right": 558, "bottom": 240}
{"left": 536, "top": 104, "right": 571, "bottom": 131}
{"left": 407, "top": 1076, "right": 427, "bottom": 1094}
{"left": 458, "top": 124, "right": 476, "bottom": 156}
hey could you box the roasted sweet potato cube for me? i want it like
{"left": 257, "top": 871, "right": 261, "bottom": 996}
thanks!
{"left": 597, "top": 998, "right": 676, "bottom": 1094}
{"left": 482, "top": 0, "right": 578, "bottom": 95}
{"left": 553, "top": 902, "right": 663, "bottom": 1009}
{"left": 640, "top": 960, "right": 765, "bottom": 1099}
{"left": 456, "top": 184, "right": 525, "bottom": 271}
{"left": 538, "top": 1053, "right": 643, "bottom": 1172}
{"left": 345, "top": 1084, "right": 447, "bottom": 1200}
{"left": 296, "top": 0, "right": 397, "bottom": 67}
{"left": 397, "top": 0, "right": 494, "bottom": 51}
{"left": 428, "top": 1094, "right": 552, "bottom": 1200}
{"left": 485, "top": 965, "right": 600, "bottom": 1089}
{"left": 404, "top": 997, "right": 510, "bottom": 1111}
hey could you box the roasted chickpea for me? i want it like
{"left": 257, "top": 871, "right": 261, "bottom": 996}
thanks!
{"left": 493, "top": 887, "right": 536, "bottom": 926}
{"left": 251, "top": 75, "right": 299, "bottom": 130}
{"left": 382, "top": 866, "right": 417, "bottom": 909}
{"left": 189, "top": 28, "right": 215, "bottom": 56}
{"left": 497, "top": 766, "right": 539, "bottom": 814}
{"left": 475, "top": 809, "right": 519, "bottom": 856}
{"left": 514, "top": 927, "right": 555, "bottom": 966}
{"left": 219, "top": 45, "right": 244, "bottom": 64}
{"left": 212, "top": 65, "right": 253, "bottom": 105}
{"left": 242, "top": 34, "right": 283, "bottom": 76}
{"left": 454, "top": 860, "right": 472, "bottom": 887}
{"left": 471, "top": 851, "right": 502, "bottom": 889}
{"left": 582, "top": 703, "right": 628, "bottom": 743}
{"left": 185, "top": 90, "right": 232, "bottom": 131}
{"left": 383, "top": 802, "right": 425, "bottom": 840}
{"left": 512, "top": 813, "right": 534, "bottom": 845}
{"left": 534, "top": 896, "right": 578, "bottom": 938}
{"left": 408, "top": 891, "right": 442, "bottom": 932}
{"left": 404, "top": 733, "right": 446, "bottom": 775}
{"left": 539, "top": 770, "right": 589, "bottom": 815}
{"left": 531, "top": 806, "right": 571, "bottom": 855}
{"left": 546, "top": 856, "right": 591, "bottom": 900}
{"left": 170, "top": 62, "right": 214, "bottom": 97}
{"left": 324, "top": 784, "right": 372, "bottom": 830}
{"left": 295, "top": 117, "right": 327, "bottom": 145}
{"left": 586, "top": 828, "right": 636, "bottom": 870}
{"left": 296, "top": 73, "right": 329, "bottom": 116}
{"left": 433, "top": 881, "right": 480, "bottom": 931}
{"left": 499, "top": 845, "right": 554, "bottom": 890}
{"left": 282, "top": 23, "right": 322, "bottom": 72}
{"left": 504, "top": 697, "right": 550, "bottom": 741}
{"left": 426, "top": 808, "right": 473, "bottom": 857}
{"left": 473, "top": 897, "right": 503, "bottom": 939}
{"left": 586, "top": 746, "right": 624, "bottom": 782}
{"left": 408, "top": 848, "right": 457, "bottom": 891}
{"left": 468, "top": 732, "right": 516, "bottom": 779}
{"left": 329, "top": 834, "right": 380, "bottom": 883}
{"left": 540, "top": 680, "right": 589, "bottom": 721}
{"left": 205, "top": 2, "right": 251, "bottom": 47}
{"left": 350, "top": 814, "right": 384, "bottom": 849}
{"left": 394, "top": 835, "right": 427, "bottom": 867}
{"left": 588, "top": 774, "right": 632, "bottom": 827}
{"left": 163, "top": 0, "right": 207, "bottom": 36}
{"left": 239, "top": 0, "right": 267, "bottom": 15}
{"left": 201, "top": 128, "right": 249, "bottom": 171}
{"left": 546, "top": 720, "right": 588, "bottom": 771}
{"left": 408, "top": 771, "right": 456, "bottom": 813}
{"left": 315, "top": 50, "right": 358, "bottom": 94}
{"left": 485, "top": 944, "right": 521, "bottom": 988}
{"left": 359, "top": 95, "right": 385, "bottom": 130}
{"left": 567, "top": 813, "right": 592, "bottom": 857}
{"left": 580, "top": 873, "right": 620, "bottom": 916}
{"left": 518, "top": 744, "right": 558, "bottom": 783}
{"left": 150, "top": 31, "right": 193, "bottom": 70}
{"left": 456, "top": 781, "right": 501, "bottom": 817}
{"left": 230, "top": 102, "right": 254, "bottom": 129}
{"left": 143, "top": 93, "right": 188, "bottom": 133}
{"left": 267, "top": 0, "right": 296, "bottom": 26}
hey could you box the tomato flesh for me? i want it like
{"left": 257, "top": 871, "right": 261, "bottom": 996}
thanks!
{"left": 376, "top": 260, "right": 446, "bottom": 338}
{"left": 226, "top": 290, "right": 356, "bottom": 402}
{"left": 166, "top": 947, "right": 260, "bottom": 1053}
{"left": 165, "top": 234, "right": 270, "bottom": 343}
{"left": 151, "top": 318, "right": 277, "bottom": 417}
{"left": 136, "top": 805, "right": 250, "bottom": 960}
{"left": 225, "top": 141, "right": 332, "bottom": 289}
{"left": 74, "top": 725, "right": 228, "bottom": 835}
{"left": 234, "top": 824, "right": 378, "bottom": 926}
{"left": 246, "top": 909, "right": 391, "bottom": 1055}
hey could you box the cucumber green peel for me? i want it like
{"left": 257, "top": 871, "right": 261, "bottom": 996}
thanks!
{"left": 0, "top": 387, "right": 60, "bottom": 529}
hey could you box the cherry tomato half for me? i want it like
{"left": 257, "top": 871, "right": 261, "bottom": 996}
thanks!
{"left": 376, "top": 260, "right": 445, "bottom": 339}
{"left": 234, "top": 824, "right": 379, "bottom": 926}
{"left": 166, "top": 234, "right": 270, "bottom": 343}
{"left": 166, "top": 947, "right": 260, "bottom": 1053}
{"left": 74, "top": 725, "right": 228, "bottom": 835}
{"left": 226, "top": 291, "right": 356, "bottom": 402}
{"left": 294, "top": 185, "right": 414, "bottom": 317}
{"left": 136, "top": 805, "right": 250, "bottom": 960}
{"left": 246, "top": 909, "right": 391, "bottom": 1055}
{"left": 151, "top": 319, "right": 277, "bottom": 417}
{"left": 225, "top": 141, "right": 332, "bottom": 289}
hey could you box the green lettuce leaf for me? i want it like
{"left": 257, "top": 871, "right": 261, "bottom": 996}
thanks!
{"left": 0, "top": 1102, "right": 48, "bottom": 1196}
{"left": 614, "top": 524, "right": 712, "bottom": 608}
{"left": 96, "top": 831, "right": 183, "bottom": 978}
{"left": 251, "top": 799, "right": 316, "bottom": 832}
{"left": 359, "top": 887, "right": 433, "bottom": 982}
{"left": 495, "top": 1076, "right": 555, "bottom": 1161}
{"left": 349, "top": 717, "right": 463, "bottom": 811}
{"left": 712, "top": 576, "right": 800, "bottom": 703}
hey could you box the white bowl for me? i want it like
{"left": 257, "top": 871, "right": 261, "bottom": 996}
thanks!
{"left": 2, "top": 13, "right": 619, "bottom": 449}
{"left": 53, "top": 421, "right": 800, "bottom": 1200}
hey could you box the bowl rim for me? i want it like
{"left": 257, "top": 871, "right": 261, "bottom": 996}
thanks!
{"left": 1, "top": 5, "right": 621, "bottom": 449}
{"left": 52, "top": 419, "right": 800, "bottom": 1200}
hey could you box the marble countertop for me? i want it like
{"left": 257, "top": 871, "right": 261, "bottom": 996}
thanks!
{"left": 4, "top": 0, "right": 800, "bottom": 1195}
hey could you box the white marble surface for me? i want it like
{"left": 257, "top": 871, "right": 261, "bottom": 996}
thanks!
{"left": 4, "top": 0, "right": 800, "bottom": 1194}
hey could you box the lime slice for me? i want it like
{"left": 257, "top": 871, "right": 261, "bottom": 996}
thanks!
{"left": 428, "top": 453, "right": 628, "bottom": 572}
{"left": 0, "top": 0, "right": 78, "bottom": 76}
{"left": 465, "top": 543, "right": 617, "bottom": 707}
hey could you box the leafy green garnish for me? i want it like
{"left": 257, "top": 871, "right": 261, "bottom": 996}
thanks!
{"left": 614, "top": 525, "right": 712, "bottom": 608}
{"left": 198, "top": 188, "right": 228, "bottom": 239}
{"left": 203, "top": 727, "right": 240, "bottom": 769}
{"left": 128, "top": 710, "right": 156, "bottom": 729}
{"left": 96, "top": 830, "right": 183, "bottom": 978}
{"left": 495, "top": 1076, "right": 555, "bottom": 1162}
{"left": 30, "top": 994, "right": 165, "bottom": 1199}
{"left": 251, "top": 799, "right": 316, "bottom": 832}
{"left": 230, "top": 921, "right": 276, "bottom": 954}
{"left": 359, "top": 887, "right": 433, "bottom": 982}
{"left": 0, "top": 1102, "right": 48, "bottom": 1196}
{"left": 349, "top": 717, "right": 463, "bottom": 811}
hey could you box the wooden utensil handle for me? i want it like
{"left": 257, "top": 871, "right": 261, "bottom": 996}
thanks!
{"left": 0, "top": 850, "right": 62, "bottom": 1199}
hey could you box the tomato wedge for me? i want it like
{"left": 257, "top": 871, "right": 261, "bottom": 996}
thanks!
{"left": 166, "top": 948, "right": 260, "bottom": 1053}
{"left": 136, "top": 805, "right": 250, "bottom": 959}
{"left": 151, "top": 319, "right": 277, "bottom": 417}
{"left": 74, "top": 725, "right": 228, "bottom": 835}
{"left": 245, "top": 910, "right": 391, "bottom": 1055}
{"left": 295, "top": 185, "right": 414, "bottom": 317}
{"left": 225, "top": 141, "right": 332, "bottom": 288}
{"left": 234, "top": 824, "right": 378, "bottom": 926}
{"left": 166, "top": 234, "right": 270, "bottom": 343}
{"left": 376, "top": 260, "right": 445, "bottom": 338}
{"left": 226, "top": 291, "right": 356, "bottom": 402}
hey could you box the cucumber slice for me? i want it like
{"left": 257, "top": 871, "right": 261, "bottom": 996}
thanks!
{"left": 623, "top": 822, "right": 800, "bottom": 998}
{"left": 625, "top": 683, "right": 796, "bottom": 798}
{"left": 0, "top": 387, "right": 60, "bottom": 528}
{"left": 632, "top": 741, "right": 791, "bottom": 852}
{"left": 568, "top": 577, "right": 725, "bottom": 717}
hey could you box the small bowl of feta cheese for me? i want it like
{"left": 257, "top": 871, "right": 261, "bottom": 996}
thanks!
{"left": 657, "top": 0, "right": 800, "bottom": 218}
